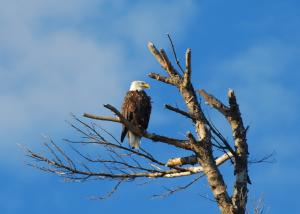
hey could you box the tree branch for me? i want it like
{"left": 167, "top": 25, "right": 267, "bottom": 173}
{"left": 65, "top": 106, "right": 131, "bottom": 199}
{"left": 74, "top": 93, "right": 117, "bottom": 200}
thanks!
{"left": 148, "top": 73, "right": 177, "bottom": 85}
{"left": 166, "top": 151, "right": 233, "bottom": 167}
{"left": 159, "top": 48, "right": 178, "bottom": 76}
{"left": 83, "top": 106, "right": 192, "bottom": 151}
{"left": 199, "top": 89, "right": 230, "bottom": 116}
{"left": 164, "top": 104, "right": 194, "bottom": 121}
{"left": 183, "top": 48, "right": 191, "bottom": 87}
{"left": 90, "top": 180, "right": 123, "bottom": 200}
{"left": 227, "top": 89, "right": 249, "bottom": 213}
{"left": 83, "top": 113, "right": 120, "bottom": 123}
{"left": 198, "top": 89, "right": 237, "bottom": 157}
{"left": 152, "top": 174, "right": 204, "bottom": 199}
{"left": 25, "top": 145, "right": 233, "bottom": 180}
{"left": 147, "top": 42, "right": 167, "bottom": 70}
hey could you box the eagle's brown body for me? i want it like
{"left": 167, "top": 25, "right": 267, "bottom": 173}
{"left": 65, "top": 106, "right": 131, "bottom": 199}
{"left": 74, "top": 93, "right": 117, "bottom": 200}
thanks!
{"left": 121, "top": 90, "right": 151, "bottom": 148}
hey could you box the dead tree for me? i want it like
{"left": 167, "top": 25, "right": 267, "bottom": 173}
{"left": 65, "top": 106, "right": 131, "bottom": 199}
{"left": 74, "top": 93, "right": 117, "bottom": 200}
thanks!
{"left": 24, "top": 40, "right": 250, "bottom": 214}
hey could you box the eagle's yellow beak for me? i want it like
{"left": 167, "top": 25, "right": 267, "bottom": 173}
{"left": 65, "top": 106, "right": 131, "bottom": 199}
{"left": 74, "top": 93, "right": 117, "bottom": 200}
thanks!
{"left": 143, "top": 83, "right": 150, "bottom": 89}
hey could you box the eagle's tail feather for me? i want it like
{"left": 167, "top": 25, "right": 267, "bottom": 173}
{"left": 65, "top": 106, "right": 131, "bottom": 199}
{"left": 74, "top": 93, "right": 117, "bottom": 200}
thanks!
{"left": 128, "top": 131, "right": 141, "bottom": 149}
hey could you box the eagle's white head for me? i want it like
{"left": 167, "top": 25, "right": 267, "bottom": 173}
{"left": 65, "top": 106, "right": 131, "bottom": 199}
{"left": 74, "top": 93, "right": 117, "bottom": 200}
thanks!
{"left": 129, "top": 80, "right": 150, "bottom": 91}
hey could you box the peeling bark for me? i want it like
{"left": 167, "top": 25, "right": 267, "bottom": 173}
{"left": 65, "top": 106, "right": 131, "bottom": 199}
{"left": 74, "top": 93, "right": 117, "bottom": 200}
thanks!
{"left": 147, "top": 42, "right": 246, "bottom": 213}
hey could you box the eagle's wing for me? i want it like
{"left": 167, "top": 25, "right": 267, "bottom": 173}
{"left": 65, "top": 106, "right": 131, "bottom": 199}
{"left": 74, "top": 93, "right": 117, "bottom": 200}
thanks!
{"left": 137, "top": 91, "right": 151, "bottom": 130}
{"left": 121, "top": 91, "right": 134, "bottom": 142}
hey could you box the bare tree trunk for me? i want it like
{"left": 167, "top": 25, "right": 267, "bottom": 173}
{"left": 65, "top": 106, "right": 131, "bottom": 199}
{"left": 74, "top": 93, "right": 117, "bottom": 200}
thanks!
{"left": 148, "top": 43, "right": 249, "bottom": 213}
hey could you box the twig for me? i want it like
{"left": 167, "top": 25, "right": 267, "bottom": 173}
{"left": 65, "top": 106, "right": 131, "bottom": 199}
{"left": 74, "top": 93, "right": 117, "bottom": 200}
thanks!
{"left": 249, "top": 151, "right": 276, "bottom": 164}
{"left": 90, "top": 180, "right": 123, "bottom": 200}
{"left": 152, "top": 174, "right": 204, "bottom": 199}
{"left": 166, "top": 33, "right": 184, "bottom": 74}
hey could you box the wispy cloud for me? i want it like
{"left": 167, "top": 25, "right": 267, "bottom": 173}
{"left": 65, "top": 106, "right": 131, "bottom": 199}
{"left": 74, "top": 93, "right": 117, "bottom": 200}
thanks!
{"left": 210, "top": 41, "right": 300, "bottom": 128}
{"left": 113, "top": 0, "right": 196, "bottom": 46}
{"left": 203, "top": 41, "right": 300, "bottom": 205}
{"left": 201, "top": 41, "right": 300, "bottom": 184}
{"left": 0, "top": 0, "right": 198, "bottom": 161}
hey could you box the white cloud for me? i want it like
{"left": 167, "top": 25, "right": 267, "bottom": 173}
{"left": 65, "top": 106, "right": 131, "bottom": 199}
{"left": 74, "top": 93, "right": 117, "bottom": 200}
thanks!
{"left": 113, "top": 0, "right": 197, "bottom": 46}
{"left": 0, "top": 0, "right": 198, "bottom": 161}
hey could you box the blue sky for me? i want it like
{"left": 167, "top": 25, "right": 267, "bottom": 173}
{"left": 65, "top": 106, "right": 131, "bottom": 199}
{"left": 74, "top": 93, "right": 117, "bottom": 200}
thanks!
{"left": 1, "top": 0, "right": 299, "bottom": 213}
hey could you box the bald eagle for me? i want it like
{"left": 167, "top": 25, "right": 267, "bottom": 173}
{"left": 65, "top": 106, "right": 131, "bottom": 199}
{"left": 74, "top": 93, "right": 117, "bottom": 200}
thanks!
{"left": 120, "top": 81, "right": 151, "bottom": 149}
